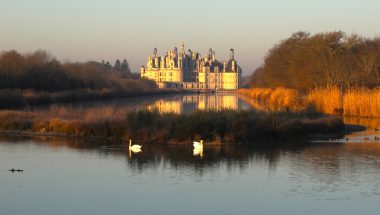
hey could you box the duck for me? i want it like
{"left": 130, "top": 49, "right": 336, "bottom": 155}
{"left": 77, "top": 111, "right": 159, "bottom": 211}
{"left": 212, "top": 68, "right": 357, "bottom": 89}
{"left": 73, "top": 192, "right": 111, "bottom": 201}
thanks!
{"left": 129, "top": 139, "right": 142, "bottom": 151}
{"left": 9, "top": 168, "right": 23, "bottom": 172}
{"left": 193, "top": 140, "right": 204, "bottom": 149}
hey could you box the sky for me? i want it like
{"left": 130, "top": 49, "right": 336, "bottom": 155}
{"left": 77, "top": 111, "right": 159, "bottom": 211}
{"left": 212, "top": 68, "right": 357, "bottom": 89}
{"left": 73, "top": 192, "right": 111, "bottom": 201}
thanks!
{"left": 1, "top": 0, "right": 379, "bottom": 76}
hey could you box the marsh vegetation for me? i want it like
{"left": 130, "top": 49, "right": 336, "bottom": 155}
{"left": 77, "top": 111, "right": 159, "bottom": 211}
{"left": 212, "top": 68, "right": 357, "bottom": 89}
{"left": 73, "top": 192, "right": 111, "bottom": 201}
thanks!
{"left": 0, "top": 106, "right": 343, "bottom": 143}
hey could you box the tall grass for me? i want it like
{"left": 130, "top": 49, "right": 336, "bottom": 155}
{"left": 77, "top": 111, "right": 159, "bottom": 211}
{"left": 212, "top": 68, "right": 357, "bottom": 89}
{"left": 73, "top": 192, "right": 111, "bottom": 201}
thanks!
{"left": 238, "top": 88, "right": 302, "bottom": 111}
{"left": 240, "top": 86, "right": 380, "bottom": 118}
{"left": 343, "top": 88, "right": 380, "bottom": 117}
{"left": 306, "top": 87, "right": 343, "bottom": 115}
{"left": 0, "top": 106, "right": 343, "bottom": 143}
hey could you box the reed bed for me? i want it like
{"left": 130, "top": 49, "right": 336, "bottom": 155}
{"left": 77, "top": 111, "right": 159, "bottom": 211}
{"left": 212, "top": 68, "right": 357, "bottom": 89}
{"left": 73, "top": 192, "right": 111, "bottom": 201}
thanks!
{"left": 0, "top": 106, "right": 343, "bottom": 143}
{"left": 306, "top": 87, "right": 343, "bottom": 115}
{"left": 343, "top": 88, "right": 380, "bottom": 117}
{"left": 240, "top": 87, "right": 380, "bottom": 118}
{"left": 238, "top": 88, "right": 302, "bottom": 111}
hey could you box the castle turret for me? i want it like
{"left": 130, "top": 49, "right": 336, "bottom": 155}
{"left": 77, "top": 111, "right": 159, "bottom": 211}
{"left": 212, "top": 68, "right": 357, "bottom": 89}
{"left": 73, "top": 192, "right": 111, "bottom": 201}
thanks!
{"left": 181, "top": 42, "right": 185, "bottom": 56}
{"left": 140, "top": 66, "right": 145, "bottom": 77}
{"left": 208, "top": 48, "right": 213, "bottom": 59}
{"left": 230, "top": 48, "right": 234, "bottom": 60}
{"left": 161, "top": 56, "right": 165, "bottom": 68}
{"left": 153, "top": 48, "right": 158, "bottom": 58}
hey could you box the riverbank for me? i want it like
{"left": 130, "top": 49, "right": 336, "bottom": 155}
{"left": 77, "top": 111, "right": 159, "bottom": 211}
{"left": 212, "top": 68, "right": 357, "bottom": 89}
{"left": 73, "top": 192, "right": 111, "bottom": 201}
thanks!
{"left": 0, "top": 108, "right": 344, "bottom": 144}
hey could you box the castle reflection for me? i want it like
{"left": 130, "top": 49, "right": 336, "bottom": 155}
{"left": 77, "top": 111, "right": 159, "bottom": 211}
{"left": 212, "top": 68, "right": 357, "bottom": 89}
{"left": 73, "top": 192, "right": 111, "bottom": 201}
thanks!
{"left": 147, "top": 93, "right": 248, "bottom": 114}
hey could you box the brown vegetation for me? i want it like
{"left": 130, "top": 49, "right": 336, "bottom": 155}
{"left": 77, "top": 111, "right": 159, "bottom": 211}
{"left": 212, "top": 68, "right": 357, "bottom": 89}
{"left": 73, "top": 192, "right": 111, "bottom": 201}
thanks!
{"left": 238, "top": 88, "right": 302, "bottom": 111}
{"left": 343, "top": 88, "right": 380, "bottom": 117}
{"left": 0, "top": 106, "right": 343, "bottom": 143}
{"left": 251, "top": 31, "right": 380, "bottom": 90}
{"left": 240, "top": 87, "right": 380, "bottom": 118}
{"left": 0, "top": 50, "right": 160, "bottom": 107}
{"left": 306, "top": 87, "right": 343, "bottom": 115}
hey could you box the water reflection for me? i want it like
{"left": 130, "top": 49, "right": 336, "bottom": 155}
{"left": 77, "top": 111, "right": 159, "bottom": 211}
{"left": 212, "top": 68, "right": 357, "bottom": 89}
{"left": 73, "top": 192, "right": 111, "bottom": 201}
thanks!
{"left": 3, "top": 135, "right": 380, "bottom": 178}
{"left": 2, "top": 133, "right": 380, "bottom": 214}
{"left": 146, "top": 93, "right": 249, "bottom": 114}
{"left": 193, "top": 147, "right": 204, "bottom": 157}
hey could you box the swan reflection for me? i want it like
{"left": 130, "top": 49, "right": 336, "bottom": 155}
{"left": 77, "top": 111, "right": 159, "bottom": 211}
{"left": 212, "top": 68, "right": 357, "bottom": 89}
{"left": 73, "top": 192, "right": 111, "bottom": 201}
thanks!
{"left": 193, "top": 148, "right": 204, "bottom": 157}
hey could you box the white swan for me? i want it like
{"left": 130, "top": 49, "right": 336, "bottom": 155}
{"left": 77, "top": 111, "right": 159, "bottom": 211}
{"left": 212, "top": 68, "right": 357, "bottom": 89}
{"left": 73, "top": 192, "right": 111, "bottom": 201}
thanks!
{"left": 129, "top": 139, "right": 142, "bottom": 152}
{"left": 193, "top": 140, "right": 204, "bottom": 149}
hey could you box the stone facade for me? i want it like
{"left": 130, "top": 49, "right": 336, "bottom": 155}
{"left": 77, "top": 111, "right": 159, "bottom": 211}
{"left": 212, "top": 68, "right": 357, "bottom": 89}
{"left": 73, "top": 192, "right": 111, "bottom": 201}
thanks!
{"left": 140, "top": 43, "right": 242, "bottom": 90}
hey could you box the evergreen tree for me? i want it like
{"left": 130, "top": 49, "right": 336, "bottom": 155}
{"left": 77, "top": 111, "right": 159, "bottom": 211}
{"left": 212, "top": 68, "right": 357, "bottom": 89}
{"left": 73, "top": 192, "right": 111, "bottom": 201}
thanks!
{"left": 121, "top": 59, "right": 131, "bottom": 74}
{"left": 114, "top": 59, "right": 121, "bottom": 72}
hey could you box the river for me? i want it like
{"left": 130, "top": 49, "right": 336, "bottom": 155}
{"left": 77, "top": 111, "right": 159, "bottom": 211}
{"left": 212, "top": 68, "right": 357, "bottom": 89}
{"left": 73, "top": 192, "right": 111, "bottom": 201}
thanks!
{"left": 1, "top": 93, "right": 380, "bottom": 215}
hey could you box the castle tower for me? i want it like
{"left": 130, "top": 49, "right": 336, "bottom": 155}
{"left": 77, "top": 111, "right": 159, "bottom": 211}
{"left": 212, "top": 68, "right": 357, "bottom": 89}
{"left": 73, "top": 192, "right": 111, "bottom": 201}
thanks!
{"left": 230, "top": 48, "right": 234, "bottom": 60}
{"left": 161, "top": 56, "right": 165, "bottom": 68}
{"left": 153, "top": 48, "right": 158, "bottom": 58}
{"left": 181, "top": 42, "right": 185, "bottom": 56}
{"left": 208, "top": 48, "right": 213, "bottom": 59}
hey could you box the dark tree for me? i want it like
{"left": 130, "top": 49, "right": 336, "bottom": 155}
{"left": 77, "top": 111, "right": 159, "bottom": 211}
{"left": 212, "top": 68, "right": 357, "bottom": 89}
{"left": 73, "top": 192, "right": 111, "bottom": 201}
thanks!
{"left": 114, "top": 59, "right": 121, "bottom": 72}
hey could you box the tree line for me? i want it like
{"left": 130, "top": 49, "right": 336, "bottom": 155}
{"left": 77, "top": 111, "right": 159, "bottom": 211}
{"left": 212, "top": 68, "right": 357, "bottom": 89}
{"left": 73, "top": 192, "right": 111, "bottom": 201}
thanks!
{"left": 250, "top": 31, "right": 380, "bottom": 91}
{"left": 0, "top": 50, "right": 156, "bottom": 92}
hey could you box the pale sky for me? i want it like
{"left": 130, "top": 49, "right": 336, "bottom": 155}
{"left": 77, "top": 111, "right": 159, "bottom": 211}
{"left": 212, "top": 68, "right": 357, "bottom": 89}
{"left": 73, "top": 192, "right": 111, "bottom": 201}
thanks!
{"left": 1, "top": 0, "right": 379, "bottom": 76}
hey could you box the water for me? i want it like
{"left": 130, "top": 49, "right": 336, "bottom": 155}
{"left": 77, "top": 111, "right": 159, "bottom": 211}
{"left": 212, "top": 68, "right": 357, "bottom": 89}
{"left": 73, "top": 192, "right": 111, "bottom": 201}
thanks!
{"left": 1, "top": 134, "right": 380, "bottom": 215}
{"left": 1, "top": 93, "right": 380, "bottom": 214}
{"left": 36, "top": 92, "right": 251, "bottom": 114}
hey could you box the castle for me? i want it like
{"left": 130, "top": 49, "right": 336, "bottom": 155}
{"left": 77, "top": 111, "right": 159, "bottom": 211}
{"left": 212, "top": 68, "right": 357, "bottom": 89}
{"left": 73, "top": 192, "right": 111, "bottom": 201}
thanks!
{"left": 140, "top": 43, "right": 242, "bottom": 90}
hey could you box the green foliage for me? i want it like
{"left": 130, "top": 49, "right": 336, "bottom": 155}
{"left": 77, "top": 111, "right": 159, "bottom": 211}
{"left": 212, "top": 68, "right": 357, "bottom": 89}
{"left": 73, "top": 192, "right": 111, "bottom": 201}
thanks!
{"left": 251, "top": 31, "right": 380, "bottom": 90}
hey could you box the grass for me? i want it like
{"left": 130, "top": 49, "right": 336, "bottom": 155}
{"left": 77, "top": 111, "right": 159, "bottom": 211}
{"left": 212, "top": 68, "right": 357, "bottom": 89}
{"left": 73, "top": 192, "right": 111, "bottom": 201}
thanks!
{"left": 238, "top": 88, "right": 302, "bottom": 111}
{"left": 343, "top": 88, "right": 380, "bottom": 117}
{"left": 239, "top": 87, "right": 380, "bottom": 118}
{"left": 0, "top": 106, "right": 343, "bottom": 143}
{"left": 306, "top": 87, "right": 343, "bottom": 115}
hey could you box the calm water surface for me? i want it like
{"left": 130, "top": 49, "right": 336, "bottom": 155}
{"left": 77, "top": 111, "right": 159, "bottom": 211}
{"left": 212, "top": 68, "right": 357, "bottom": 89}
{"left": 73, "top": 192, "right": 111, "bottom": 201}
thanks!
{"left": 1, "top": 93, "right": 380, "bottom": 215}
{"left": 34, "top": 92, "right": 251, "bottom": 114}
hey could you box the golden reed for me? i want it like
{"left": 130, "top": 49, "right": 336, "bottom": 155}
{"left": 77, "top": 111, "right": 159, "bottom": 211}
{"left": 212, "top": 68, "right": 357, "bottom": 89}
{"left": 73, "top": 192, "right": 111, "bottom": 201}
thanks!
{"left": 240, "top": 87, "right": 380, "bottom": 118}
{"left": 238, "top": 88, "right": 302, "bottom": 111}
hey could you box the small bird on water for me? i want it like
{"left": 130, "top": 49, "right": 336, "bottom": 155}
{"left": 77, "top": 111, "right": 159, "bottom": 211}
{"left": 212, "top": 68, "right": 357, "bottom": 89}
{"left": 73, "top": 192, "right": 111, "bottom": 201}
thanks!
{"left": 8, "top": 168, "right": 23, "bottom": 172}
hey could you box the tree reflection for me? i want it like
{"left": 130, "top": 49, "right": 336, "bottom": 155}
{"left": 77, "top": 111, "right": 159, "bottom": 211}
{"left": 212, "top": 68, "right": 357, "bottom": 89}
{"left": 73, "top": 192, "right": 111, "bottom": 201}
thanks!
{"left": 1, "top": 134, "right": 380, "bottom": 183}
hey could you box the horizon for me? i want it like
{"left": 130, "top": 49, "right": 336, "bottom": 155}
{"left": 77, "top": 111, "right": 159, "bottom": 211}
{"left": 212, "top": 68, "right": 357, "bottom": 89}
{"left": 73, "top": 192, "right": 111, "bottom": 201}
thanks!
{"left": 1, "top": 0, "right": 380, "bottom": 76}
